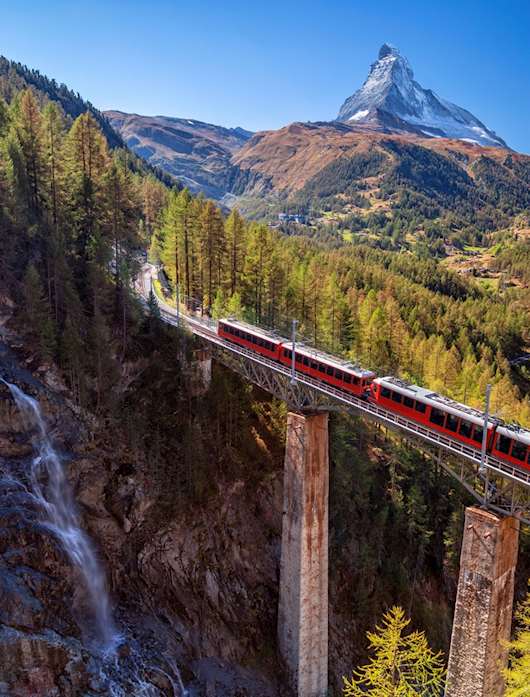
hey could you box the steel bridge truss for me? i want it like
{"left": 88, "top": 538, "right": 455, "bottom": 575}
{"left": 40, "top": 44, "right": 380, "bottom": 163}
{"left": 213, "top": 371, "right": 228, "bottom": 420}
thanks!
{"left": 143, "top": 268, "right": 530, "bottom": 525}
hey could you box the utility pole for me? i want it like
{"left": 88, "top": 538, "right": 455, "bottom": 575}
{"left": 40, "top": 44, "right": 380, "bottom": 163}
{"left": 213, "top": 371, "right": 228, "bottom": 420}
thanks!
{"left": 291, "top": 319, "right": 298, "bottom": 386}
{"left": 480, "top": 383, "right": 492, "bottom": 502}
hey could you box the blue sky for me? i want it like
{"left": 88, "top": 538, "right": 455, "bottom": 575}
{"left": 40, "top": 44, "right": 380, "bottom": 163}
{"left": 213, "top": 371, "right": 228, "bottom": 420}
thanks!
{"left": 1, "top": 0, "right": 529, "bottom": 152}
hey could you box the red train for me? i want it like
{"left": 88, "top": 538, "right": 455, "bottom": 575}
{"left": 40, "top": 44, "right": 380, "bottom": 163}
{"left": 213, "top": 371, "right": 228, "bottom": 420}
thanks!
{"left": 218, "top": 319, "right": 375, "bottom": 397}
{"left": 217, "top": 318, "right": 530, "bottom": 473}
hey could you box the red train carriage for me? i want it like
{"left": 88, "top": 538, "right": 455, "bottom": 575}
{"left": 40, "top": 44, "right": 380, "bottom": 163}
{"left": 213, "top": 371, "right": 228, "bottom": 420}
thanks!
{"left": 278, "top": 342, "right": 375, "bottom": 397}
{"left": 490, "top": 425, "right": 530, "bottom": 471}
{"left": 217, "top": 319, "right": 284, "bottom": 361}
{"left": 371, "top": 376, "right": 499, "bottom": 451}
{"left": 217, "top": 319, "right": 530, "bottom": 474}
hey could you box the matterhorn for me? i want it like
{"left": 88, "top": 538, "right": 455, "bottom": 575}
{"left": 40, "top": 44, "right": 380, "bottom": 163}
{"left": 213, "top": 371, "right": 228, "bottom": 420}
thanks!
{"left": 337, "top": 43, "right": 507, "bottom": 148}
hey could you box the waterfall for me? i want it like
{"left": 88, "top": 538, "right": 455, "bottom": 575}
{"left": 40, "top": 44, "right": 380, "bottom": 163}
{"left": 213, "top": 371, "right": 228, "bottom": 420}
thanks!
{"left": 1, "top": 378, "right": 188, "bottom": 694}
{"left": 2, "top": 379, "right": 118, "bottom": 653}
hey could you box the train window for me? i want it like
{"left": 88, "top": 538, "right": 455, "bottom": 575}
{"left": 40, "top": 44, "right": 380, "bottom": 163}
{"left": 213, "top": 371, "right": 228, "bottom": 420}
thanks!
{"left": 303, "top": 356, "right": 309, "bottom": 367}
{"left": 391, "top": 391, "right": 403, "bottom": 404}
{"left": 344, "top": 374, "right": 351, "bottom": 384}
{"left": 497, "top": 435, "right": 512, "bottom": 454}
{"left": 512, "top": 441, "right": 527, "bottom": 462}
{"left": 446, "top": 414, "right": 459, "bottom": 433}
{"left": 459, "top": 420, "right": 473, "bottom": 438}
{"left": 381, "top": 387, "right": 391, "bottom": 399}
{"left": 472, "top": 426, "right": 483, "bottom": 444}
{"left": 414, "top": 401, "right": 426, "bottom": 413}
{"left": 335, "top": 370, "right": 343, "bottom": 381}
{"left": 403, "top": 396, "right": 414, "bottom": 409}
{"left": 429, "top": 408, "right": 445, "bottom": 427}
{"left": 311, "top": 360, "right": 318, "bottom": 370}
{"left": 327, "top": 366, "right": 334, "bottom": 376}
{"left": 353, "top": 376, "right": 360, "bottom": 385}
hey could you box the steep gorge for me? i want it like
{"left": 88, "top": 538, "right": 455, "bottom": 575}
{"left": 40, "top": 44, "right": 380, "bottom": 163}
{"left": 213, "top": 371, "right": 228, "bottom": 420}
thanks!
{"left": 0, "top": 292, "right": 495, "bottom": 696}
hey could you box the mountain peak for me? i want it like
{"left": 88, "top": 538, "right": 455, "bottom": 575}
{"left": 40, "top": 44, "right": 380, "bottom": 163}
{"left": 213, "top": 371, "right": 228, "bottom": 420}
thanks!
{"left": 378, "top": 43, "right": 399, "bottom": 59}
{"left": 337, "top": 45, "right": 507, "bottom": 148}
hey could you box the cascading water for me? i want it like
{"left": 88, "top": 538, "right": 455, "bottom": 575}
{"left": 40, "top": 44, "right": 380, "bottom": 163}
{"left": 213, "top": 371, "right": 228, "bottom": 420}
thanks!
{"left": 1, "top": 379, "right": 119, "bottom": 653}
{"left": 1, "top": 377, "right": 188, "bottom": 695}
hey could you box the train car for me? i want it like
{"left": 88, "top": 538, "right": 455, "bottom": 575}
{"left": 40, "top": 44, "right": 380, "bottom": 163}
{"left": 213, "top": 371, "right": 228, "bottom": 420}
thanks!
{"left": 278, "top": 342, "right": 375, "bottom": 397}
{"left": 217, "top": 318, "right": 284, "bottom": 361}
{"left": 490, "top": 424, "right": 530, "bottom": 471}
{"left": 371, "top": 376, "right": 499, "bottom": 450}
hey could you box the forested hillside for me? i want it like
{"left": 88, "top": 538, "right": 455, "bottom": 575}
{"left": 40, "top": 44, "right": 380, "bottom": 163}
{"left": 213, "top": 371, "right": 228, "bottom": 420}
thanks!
{"left": 150, "top": 189, "right": 530, "bottom": 426}
{"left": 0, "top": 55, "right": 122, "bottom": 147}
{"left": 0, "top": 86, "right": 528, "bottom": 423}
{"left": 232, "top": 122, "right": 530, "bottom": 249}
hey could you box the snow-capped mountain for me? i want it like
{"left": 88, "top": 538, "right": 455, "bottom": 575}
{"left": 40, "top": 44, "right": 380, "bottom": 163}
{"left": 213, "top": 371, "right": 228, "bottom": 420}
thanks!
{"left": 337, "top": 44, "right": 507, "bottom": 148}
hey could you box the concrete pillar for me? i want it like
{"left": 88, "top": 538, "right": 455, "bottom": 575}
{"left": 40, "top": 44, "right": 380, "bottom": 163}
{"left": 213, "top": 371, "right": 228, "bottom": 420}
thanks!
{"left": 185, "top": 345, "right": 212, "bottom": 396}
{"left": 278, "top": 412, "right": 329, "bottom": 697}
{"left": 446, "top": 506, "right": 520, "bottom": 697}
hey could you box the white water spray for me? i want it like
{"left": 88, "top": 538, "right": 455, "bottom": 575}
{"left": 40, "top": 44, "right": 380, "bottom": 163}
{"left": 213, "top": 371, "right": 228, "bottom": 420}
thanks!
{"left": 2, "top": 379, "right": 118, "bottom": 653}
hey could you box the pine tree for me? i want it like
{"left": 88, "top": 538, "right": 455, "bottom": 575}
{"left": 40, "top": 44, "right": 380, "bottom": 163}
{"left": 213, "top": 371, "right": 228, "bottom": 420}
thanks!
{"left": 342, "top": 606, "right": 445, "bottom": 697}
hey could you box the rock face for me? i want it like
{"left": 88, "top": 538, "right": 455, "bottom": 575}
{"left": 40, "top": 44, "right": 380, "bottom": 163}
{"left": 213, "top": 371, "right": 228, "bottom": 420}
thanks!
{"left": 0, "top": 334, "right": 286, "bottom": 695}
{"left": 105, "top": 110, "right": 252, "bottom": 199}
{"left": 337, "top": 44, "right": 507, "bottom": 148}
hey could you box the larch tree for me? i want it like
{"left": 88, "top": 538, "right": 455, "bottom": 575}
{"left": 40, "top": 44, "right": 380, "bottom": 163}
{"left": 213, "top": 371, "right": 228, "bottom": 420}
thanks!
{"left": 225, "top": 207, "right": 246, "bottom": 295}
{"left": 12, "top": 89, "right": 45, "bottom": 220}
{"left": 342, "top": 606, "right": 445, "bottom": 697}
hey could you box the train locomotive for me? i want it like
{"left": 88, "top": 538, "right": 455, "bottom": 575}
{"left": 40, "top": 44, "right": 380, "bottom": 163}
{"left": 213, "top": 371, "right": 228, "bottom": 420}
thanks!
{"left": 217, "top": 318, "right": 530, "bottom": 473}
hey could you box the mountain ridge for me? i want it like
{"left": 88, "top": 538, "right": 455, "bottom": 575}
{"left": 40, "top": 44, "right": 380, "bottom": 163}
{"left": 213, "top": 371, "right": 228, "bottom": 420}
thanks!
{"left": 105, "top": 110, "right": 253, "bottom": 199}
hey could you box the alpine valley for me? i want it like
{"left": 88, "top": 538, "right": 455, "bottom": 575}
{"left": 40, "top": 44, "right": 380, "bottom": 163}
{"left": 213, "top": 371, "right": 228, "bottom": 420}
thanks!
{"left": 106, "top": 44, "right": 530, "bottom": 252}
{"left": 1, "top": 36, "right": 530, "bottom": 697}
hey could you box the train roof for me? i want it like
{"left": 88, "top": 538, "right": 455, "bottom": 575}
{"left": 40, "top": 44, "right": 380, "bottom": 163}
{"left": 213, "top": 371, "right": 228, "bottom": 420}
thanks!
{"left": 219, "top": 318, "right": 287, "bottom": 344}
{"left": 375, "top": 376, "right": 500, "bottom": 428}
{"left": 496, "top": 423, "right": 530, "bottom": 446}
{"left": 283, "top": 342, "right": 376, "bottom": 379}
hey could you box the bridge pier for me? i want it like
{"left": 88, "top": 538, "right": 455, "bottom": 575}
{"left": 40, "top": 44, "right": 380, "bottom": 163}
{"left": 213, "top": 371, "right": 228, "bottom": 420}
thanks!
{"left": 183, "top": 345, "right": 212, "bottom": 396}
{"left": 278, "top": 411, "right": 329, "bottom": 697}
{"left": 445, "top": 506, "right": 520, "bottom": 697}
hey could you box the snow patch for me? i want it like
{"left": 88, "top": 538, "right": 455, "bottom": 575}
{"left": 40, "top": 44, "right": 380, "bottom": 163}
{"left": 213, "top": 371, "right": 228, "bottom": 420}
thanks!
{"left": 349, "top": 109, "right": 369, "bottom": 121}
